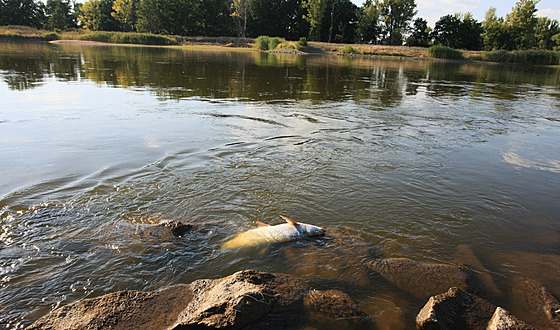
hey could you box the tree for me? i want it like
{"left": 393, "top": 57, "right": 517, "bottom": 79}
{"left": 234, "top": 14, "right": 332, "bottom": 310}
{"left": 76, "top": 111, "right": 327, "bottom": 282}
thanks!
{"left": 504, "top": 0, "right": 539, "bottom": 50}
{"left": 111, "top": 0, "right": 138, "bottom": 32}
{"left": 482, "top": 7, "right": 509, "bottom": 50}
{"left": 45, "top": 0, "right": 75, "bottom": 30}
{"left": 136, "top": 0, "right": 200, "bottom": 35}
{"left": 78, "top": 0, "right": 118, "bottom": 31}
{"left": 405, "top": 17, "right": 429, "bottom": 47}
{"left": 302, "top": 0, "right": 327, "bottom": 41}
{"left": 534, "top": 17, "right": 560, "bottom": 50}
{"left": 376, "top": 0, "right": 416, "bottom": 45}
{"left": 0, "top": 0, "right": 45, "bottom": 28}
{"left": 356, "top": 0, "right": 380, "bottom": 44}
{"left": 249, "top": 0, "right": 308, "bottom": 39}
{"left": 230, "top": 0, "right": 250, "bottom": 37}
{"left": 432, "top": 13, "right": 482, "bottom": 50}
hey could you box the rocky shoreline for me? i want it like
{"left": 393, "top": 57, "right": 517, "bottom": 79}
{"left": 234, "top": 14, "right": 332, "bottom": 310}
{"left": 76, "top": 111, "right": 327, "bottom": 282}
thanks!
{"left": 25, "top": 221, "right": 560, "bottom": 329}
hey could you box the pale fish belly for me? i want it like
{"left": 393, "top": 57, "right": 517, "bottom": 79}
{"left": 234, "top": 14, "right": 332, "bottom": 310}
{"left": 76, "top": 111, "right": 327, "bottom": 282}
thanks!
{"left": 222, "top": 224, "right": 302, "bottom": 249}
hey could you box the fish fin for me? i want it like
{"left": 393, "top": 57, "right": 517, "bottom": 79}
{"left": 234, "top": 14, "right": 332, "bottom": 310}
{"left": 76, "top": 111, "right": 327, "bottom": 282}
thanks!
{"left": 256, "top": 221, "right": 269, "bottom": 227}
{"left": 280, "top": 215, "right": 299, "bottom": 226}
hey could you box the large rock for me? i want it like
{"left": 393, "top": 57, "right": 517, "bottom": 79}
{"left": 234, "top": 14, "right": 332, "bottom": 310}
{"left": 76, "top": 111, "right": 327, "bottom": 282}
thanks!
{"left": 416, "top": 287, "right": 532, "bottom": 330}
{"left": 367, "top": 258, "right": 477, "bottom": 300}
{"left": 510, "top": 277, "right": 560, "bottom": 329}
{"left": 27, "top": 270, "right": 372, "bottom": 329}
{"left": 487, "top": 307, "right": 533, "bottom": 330}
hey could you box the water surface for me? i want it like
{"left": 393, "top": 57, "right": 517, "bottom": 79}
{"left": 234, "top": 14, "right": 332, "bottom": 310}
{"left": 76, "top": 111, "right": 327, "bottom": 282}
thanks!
{"left": 1, "top": 42, "right": 559, "bottom": 328}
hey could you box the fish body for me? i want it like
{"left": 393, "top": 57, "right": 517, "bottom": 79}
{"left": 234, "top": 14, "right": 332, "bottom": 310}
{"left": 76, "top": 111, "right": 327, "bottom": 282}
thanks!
{"left": 222, "top": 215, "right": 324, "bottom": 249}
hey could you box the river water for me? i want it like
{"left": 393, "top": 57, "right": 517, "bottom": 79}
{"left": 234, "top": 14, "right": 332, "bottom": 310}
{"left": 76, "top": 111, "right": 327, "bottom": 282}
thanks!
{"left": 0, "top": 41, "right": 559, "bottom": 328}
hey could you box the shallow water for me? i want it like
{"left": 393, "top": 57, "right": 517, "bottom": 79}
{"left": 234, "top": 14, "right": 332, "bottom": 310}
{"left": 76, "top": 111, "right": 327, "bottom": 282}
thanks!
{"left": 0, "top": 41, "right": 559, "bottom": 328}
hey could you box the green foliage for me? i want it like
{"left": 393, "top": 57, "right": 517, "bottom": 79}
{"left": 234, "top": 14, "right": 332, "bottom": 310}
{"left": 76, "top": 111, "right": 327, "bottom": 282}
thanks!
{"left": 255, "top": 35, "right": 271, "bottom": 50}
{"left": 43, "top": 31, "right": 60, "bottom": 40}
{"left": 432, "top": 13, "right": 483, "bottom": 50}
{"left": 254, "top": 36, "right": 283, "bottom": 50}
{"left": 377, "top": 0, "right": 417, "bottom": 45}
{"left": 298, "top": 37, "right": 308, "bottom": 46}
{"left": 78, "top": 0, "right": 118, "bottom": 31}
{"left": 482, "top": 49, "right": 560, "bottom": 65}
{"left": 0, "top": 0, "right": 46, "bottom": 29}
{"left": 340, "top": 45, "right": 357, "bottom": 54}
{"left": 136, "top": 0, "right": 200, "bottom": 36}
{"left": 111, "top": 0, "right": 138, "bottom": 32}
{"left": 505, "top": 0, "right": 539, "bottom": 50}
{"left": 268, "top": 37, "right": 281, "bottom": 50}
{"left": 405, "top": 17, "right": 429, "bottom": 47}
{"left": 427, "top": 45, "right": 464, "bottom": 60}
{"left": 79, "top": 31, "right": 178, "bottom": 45}
{"left": 45, "top": 0, "right": 75, "bottom": 31}
{"left": 356, "top": 0, "right": 380, "bottom": 44}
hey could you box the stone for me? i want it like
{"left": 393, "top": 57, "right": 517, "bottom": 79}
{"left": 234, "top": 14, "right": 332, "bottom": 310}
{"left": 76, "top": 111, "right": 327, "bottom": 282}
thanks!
{"left": 487, "top": 307, "right": 533, "bottom": 330}
{"left": 415, "top": 287, "right": 496, "bottom": 329}
{"left": 27, "top": 270, "right": 372, "bottom": 330}
{"left": 367, "top": 258, "right": 476, "bottom": 300}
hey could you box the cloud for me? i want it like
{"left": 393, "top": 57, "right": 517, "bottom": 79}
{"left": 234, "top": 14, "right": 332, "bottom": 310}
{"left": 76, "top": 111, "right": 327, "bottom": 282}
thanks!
{"left": 537, "top": 8, "right": 560, "bottom": 20}
{"left": 440, "top": 0, "right": 481, "bottom": 11}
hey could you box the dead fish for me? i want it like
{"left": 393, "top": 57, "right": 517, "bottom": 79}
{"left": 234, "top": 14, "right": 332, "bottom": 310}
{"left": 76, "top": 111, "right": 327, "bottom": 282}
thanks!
{"left": 221, "top": 215, "right": 325, "bottom": 249}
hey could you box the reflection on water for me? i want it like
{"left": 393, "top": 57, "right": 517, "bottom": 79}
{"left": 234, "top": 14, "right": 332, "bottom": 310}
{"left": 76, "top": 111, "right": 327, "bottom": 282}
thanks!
{"left": 0, "top": 41, "right": 560, "bottom": 328}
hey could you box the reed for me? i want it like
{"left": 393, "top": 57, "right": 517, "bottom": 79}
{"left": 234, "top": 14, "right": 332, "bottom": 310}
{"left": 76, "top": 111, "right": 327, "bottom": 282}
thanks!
{"left": 482, "top": 50, "right": 560, "bottom": 65}
{"left": 79, "top": 31, "right": 178, "bottom": 46}
{"left": 427, "top": 45, "right": 464, "bottom": 60}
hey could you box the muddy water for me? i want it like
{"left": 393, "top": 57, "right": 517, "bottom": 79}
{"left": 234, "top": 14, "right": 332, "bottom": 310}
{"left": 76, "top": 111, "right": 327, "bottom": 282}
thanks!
{"left": 0, "top": 41, "right": 559, "bottom": 328}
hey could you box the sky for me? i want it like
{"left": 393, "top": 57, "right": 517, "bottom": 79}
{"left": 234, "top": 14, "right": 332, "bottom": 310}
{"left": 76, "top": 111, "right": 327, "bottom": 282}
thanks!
{"left": 401, "top": 0, "right": 560, "bottom": 27}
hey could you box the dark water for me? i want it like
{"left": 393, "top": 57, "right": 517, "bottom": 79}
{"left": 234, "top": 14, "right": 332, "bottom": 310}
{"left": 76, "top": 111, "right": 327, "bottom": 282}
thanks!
{"left": 1, "top": 41, "right": 559, "bottom": 328}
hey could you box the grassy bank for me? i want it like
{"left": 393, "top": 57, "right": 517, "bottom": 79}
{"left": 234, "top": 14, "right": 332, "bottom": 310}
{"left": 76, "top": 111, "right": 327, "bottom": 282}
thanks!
{"left": 2, "top": 26, "right": 559, "bottom": 65}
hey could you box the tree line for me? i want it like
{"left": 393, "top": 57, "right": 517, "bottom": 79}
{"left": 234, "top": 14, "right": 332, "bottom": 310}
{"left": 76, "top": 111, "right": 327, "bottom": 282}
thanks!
{"left": 1, "top": 0, "right": 559, "bottom": 51}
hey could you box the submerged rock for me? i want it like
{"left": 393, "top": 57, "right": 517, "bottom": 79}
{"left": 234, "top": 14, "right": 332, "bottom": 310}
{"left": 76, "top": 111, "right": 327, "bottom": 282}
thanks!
{"left": 510, "top": 277, "right": 560, "bottom": 329}
{"left": 416, "top": 287, "right": 532, "bottom": 330}
{"left": 27, "top": 270, "right": 372, "bottom": 330}
{"left": 283, "top": 226, "right": 373, "bottom": 286}
{"left": 367, "top": 258, "right": 477, "bottom": 300}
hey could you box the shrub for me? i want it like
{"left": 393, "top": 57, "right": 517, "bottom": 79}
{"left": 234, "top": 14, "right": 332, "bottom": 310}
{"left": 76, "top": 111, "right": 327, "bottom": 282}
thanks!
{"left": 427, "top": 45, "right": 464, "bottom": 60}
{"left": 340, "top": 45, "right": 357, "bottom": 54}
{"left": 255, "top": 35, "right": 270, "bottom": 50}
{"left": 43, "top": 32, "right": 60, "bottom": 41}
{"left": 268, "top": 37, "right": 281, "bottom": 50}
{"left": 482, "top": 50, "right": 560, "bottom": 65}
{"left": 297, "top": 37, "right": 308, "bottom": 47}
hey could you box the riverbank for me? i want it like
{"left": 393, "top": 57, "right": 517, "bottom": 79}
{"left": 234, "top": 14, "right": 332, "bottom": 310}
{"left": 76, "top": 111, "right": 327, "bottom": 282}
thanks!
{"left": 2, "top": 25, "right": 559, "bottom": 65}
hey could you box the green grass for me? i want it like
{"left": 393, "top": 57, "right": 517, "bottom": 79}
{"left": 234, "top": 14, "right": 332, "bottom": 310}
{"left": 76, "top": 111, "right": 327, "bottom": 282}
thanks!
{"left": 79, "top": 32, "right": 178, "bottom": 46}
{"left": 427, "top": 45, "right": 464, "bottom": 60}
{"left": 340, "top": 45, "right": 357, "bottom": 54}
{"left": 482, "top": 49, "right": 560, "bottom": 65}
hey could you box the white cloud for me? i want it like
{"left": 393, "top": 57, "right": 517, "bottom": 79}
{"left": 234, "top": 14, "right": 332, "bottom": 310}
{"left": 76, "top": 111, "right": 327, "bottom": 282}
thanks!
{"left": 537, "top": 8, "right": 560, "bottom": 21}
{"left": 440, "top": 0, "right": 481, "bottom": 11}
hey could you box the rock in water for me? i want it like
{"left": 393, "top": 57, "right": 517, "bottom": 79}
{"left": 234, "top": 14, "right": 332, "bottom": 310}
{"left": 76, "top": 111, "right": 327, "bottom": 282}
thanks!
{"left": 367, "top": 258, "right": 477, "bottom": 300}
{"left": 416, "top": 287, "right": 533, "bottom": 330}
{"left": 26, "top": 270, "right": 372, "bottom": 330}
{"left": 416, "top": 287, "right": 496, "bottom": 329}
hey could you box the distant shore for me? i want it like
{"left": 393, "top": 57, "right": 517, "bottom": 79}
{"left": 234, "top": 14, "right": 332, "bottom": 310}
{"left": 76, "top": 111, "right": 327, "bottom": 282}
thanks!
{"left": 2, "top": 26, "right": 559, "bottom": 66}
